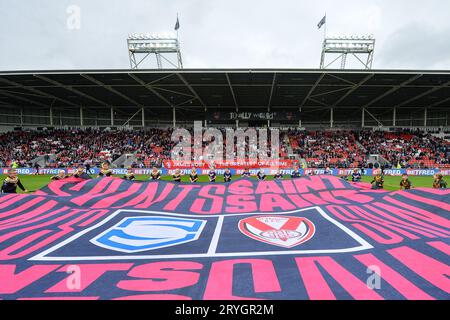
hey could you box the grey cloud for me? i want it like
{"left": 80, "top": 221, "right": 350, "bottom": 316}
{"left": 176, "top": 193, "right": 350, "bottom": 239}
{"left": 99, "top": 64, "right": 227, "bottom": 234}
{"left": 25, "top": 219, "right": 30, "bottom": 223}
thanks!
{"left": 378, "top": 22, "right": 450, "bottom": 69}
{"left": 0, "top": 0, "right": 449, "bottom": 70}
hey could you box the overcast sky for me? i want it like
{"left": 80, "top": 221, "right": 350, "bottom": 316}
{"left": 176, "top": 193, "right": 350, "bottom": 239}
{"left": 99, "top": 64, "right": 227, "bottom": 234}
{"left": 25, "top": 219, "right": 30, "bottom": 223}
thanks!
{"left": 1, "top": 0, "right": 449, "bottom": 71}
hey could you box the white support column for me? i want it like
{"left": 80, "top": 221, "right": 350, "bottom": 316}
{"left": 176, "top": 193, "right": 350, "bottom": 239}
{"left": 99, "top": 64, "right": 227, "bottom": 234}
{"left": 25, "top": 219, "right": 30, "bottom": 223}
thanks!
{"left": 361, "top": 108, "right": 365, "bottom": 127}
{"left": 49, "top": 107, "right": 53, "bottom": 126}
{"left": 299, "top": 107, "right": 302, "bottom": 128}
{"left": 141, "top": 108, "right": 145, "bottom": 128}
{"left": 172, "top": 106, "right": 176, "bottom": 128}
{"left": 110, "top": 107, "right": 114, "bottom": 126}
{"left": 330, "top": 108, "right": 334, "bottom": 128}
{"left": 393, "top": 107, "right": 397, "bottom": 127}
{"left": 424, "top": 108, "right": 428, "bottom": 127}
{"left": 80, "top": 107, "right": 84, "bottom": 126}
{"left": 236, "top": 120, "right": 239, "bottom": 129}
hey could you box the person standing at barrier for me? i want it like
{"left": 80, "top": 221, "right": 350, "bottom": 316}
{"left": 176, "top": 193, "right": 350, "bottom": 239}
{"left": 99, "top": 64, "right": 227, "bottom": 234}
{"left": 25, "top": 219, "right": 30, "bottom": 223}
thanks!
{"left": 224, "top": 168, "right": 232, "bottom": 182}
{"left": 399, "top": 174, "right": 412, "bottom": 190}
{"left": 34, "top": 162, "right": 40, "bottom": 175}
{"left": 11, "top": 160, "right": 19, "bottom": 169}
{"left": 123, "top": 167, "right": 135, "bottom": 181}
{"left": 433, "top": 173, "right": 447, "bottom": 189}
{"left": 150, "top": 167, "right": 161, "bottom": 180}
{"left": 324, "top": 167, "right": 333, "bottom": 175}
{"left": 51, "top": 170, "right": 67, "bottom": 181}
{"left": 98, "top": 162, "right": 113, "bottom": 178}
{"left": 1, "top": 169, "right": 28, "bottom": 193}
{"left": 173, "top": 169, "right": 182, "bottom": 183}
{"left": 189, "top": 168, "right": 198, "bottom": 183}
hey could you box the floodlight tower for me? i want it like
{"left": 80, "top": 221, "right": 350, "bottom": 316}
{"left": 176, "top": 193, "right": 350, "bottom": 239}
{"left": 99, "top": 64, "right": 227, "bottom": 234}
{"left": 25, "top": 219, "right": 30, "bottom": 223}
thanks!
{"left": 127, "top": 33, "right": 183, "bottom": 69}
{"left": 320, "top": 35, "right": 375, "bottom": 69}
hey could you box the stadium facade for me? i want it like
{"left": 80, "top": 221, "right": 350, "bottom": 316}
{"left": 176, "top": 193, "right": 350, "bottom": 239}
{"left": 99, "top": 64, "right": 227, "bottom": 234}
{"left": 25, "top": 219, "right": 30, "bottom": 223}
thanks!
{"left": 0, "top": 69, "right": 449, "bottom": 131}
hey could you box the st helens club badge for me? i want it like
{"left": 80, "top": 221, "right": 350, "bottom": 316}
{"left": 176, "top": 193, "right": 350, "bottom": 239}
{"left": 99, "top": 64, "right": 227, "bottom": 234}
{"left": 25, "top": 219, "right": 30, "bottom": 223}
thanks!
{"left": 238, "top": 216, "right": 315, "bottom": 248}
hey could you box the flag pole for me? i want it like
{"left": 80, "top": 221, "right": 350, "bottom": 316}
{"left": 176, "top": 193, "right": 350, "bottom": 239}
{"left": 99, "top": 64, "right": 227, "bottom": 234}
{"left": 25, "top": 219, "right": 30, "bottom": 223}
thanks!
{"left": 319, "top": 14, "right": 327, "bottom": 69}
{"left": 175, "top": 13, "right": 183, "bottom": 68}
{"left": 176, "top": 13, "right": 179, "bottom": 40}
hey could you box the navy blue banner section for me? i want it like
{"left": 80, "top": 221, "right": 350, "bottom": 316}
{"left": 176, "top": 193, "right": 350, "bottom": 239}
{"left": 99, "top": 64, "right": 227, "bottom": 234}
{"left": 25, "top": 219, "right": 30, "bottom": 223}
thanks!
{"left": 0, "top": 176, "right": 449, "bottom": 300}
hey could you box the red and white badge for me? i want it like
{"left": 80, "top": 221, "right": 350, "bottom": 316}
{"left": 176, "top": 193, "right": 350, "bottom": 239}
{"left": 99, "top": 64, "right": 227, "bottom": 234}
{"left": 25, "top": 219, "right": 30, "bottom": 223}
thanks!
{"left": 238, "top": 216, "right": 315, "bottom": 248}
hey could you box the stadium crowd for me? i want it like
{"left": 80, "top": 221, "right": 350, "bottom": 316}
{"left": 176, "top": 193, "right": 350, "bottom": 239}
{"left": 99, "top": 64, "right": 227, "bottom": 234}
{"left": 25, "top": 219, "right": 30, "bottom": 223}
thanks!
{"left": 287, "top": 129, "right": 449, "bottom": 169}
{"left": 0, "top": 128, "right": 448, "bottom": 169}
{"left": 287, "top": 129, "right": 368, "bottom": 168}
{"left": 0, "top": 128, "right": 175, "bottom": 168}
{"left": 358, "top": 130, "right": 450, "bottom": 169}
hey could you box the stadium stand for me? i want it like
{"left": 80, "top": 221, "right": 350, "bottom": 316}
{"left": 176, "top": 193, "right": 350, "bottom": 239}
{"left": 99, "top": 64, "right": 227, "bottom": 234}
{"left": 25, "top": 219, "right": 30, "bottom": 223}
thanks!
{"left": 0, "top": 128, "right": 175, "bottom": 168}
{"left": 358, "top": 129, "right": 450, "bottom": 168}
{"left": 1, "top": 128, "right": 448, "bottom": 169}
{"left": 287, "top": 129, "right": 367, "bottom": 168}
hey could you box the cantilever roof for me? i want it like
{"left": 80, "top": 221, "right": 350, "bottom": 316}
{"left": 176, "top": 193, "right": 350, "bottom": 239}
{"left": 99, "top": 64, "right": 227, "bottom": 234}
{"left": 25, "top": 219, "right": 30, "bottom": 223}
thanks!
{"left": 0, "top": 69, "right": 449, "bottom": 110}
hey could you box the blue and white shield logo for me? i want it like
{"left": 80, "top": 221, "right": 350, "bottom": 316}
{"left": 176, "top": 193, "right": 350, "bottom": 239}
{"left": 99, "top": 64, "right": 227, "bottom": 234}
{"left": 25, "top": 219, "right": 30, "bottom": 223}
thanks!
{"left": 90, "top": 216, "right": 206, "bottom": 253}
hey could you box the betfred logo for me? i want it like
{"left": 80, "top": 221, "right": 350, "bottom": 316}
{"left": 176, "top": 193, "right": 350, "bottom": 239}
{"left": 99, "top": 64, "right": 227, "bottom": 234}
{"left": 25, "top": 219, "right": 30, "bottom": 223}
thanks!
{"left": 338, "top": 169, "right": 354, "bottom": 176}
{"left": 167, "top": 169, "right": 191, "bottom": 175}
{"left": 383, "top": 169, "right": 402, "bottom": 176}
{"left": 239, "top": 216, "right": 315, "bottom": 248}
{"left": 133, "top": 169, "right": 153, "bottom": 175}
{"left": 38, "top": 168, "right": 61, "bottom": 175}
{"left": 406, "top": 169, "right": 437, "bottom": 176}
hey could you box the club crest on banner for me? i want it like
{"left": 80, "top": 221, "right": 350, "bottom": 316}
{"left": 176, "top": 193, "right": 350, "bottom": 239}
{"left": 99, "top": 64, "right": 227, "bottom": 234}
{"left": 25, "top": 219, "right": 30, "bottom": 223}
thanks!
{"left": 238, "top": 216, "right": 315, "bottom": 248}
